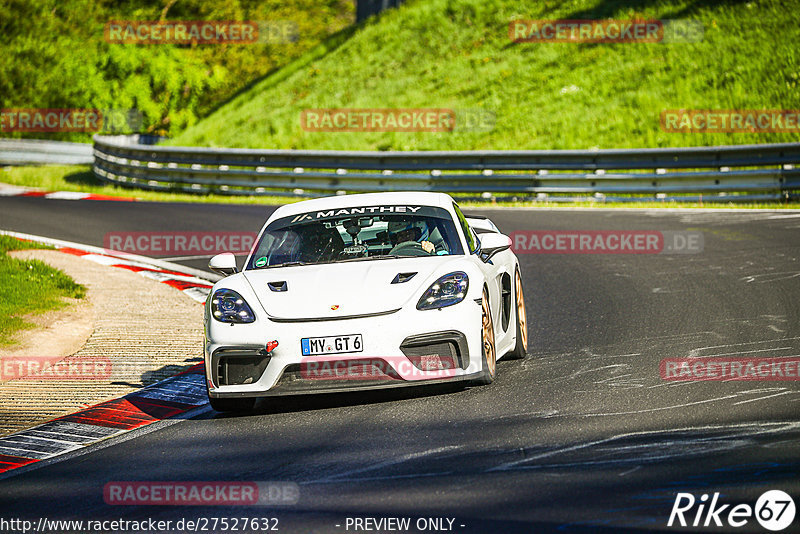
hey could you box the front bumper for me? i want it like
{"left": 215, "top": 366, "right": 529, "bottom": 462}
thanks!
{"left": 205, "top": 302, "right": 483, "bottom": 398}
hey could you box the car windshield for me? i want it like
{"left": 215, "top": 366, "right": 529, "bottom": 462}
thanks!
{"left": 247, "top": 206, "right": 464, "bottom": 269}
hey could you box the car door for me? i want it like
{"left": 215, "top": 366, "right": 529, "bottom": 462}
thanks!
{"left": 452, "top": 204, "right": 506, "bottom": 340}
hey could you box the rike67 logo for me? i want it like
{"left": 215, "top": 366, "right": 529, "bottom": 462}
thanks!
{"left": 668, "top": 490, "right": 795, "bottom": 531}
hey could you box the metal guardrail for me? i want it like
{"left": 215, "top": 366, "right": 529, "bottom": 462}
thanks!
{"left": 0, "top": 138, "right": 94, "bottom": 166}
{"left": 92, "top": 135, "right": 800, "bottom": 200}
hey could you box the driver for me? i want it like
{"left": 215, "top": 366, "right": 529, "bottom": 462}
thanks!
{"left": 388, "top": 219, "right": 435, "bottom": 254}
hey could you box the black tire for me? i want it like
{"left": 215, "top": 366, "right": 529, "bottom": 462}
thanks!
{"left": 505, "top": 269, "right": 529, "bottom": 360}
{"left": 208, "top": 395, "right": 256, "bottom": 413}
{"left": 472, "top": 287, "right": 497, "bottom": 385}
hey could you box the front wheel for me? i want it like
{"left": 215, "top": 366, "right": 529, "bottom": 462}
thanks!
{"left": 208, "top": 395, "right": 256, "bottom": 413}
{"left": 506, "top": 269, "right": 529, "bottom": 360}
{"left": 472, "top": 287, "right": 496, "bottom": 385}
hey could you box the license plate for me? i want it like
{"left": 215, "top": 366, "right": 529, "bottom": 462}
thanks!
{"left": 301, "top": 334, "right": 363, "bottom": 356}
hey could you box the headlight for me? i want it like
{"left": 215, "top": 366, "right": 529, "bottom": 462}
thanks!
{"left": 417, "top": 272, "right": 469, "bottom": 310}
{"left": 211, "top": 289, "right": 256, "bottom": 323}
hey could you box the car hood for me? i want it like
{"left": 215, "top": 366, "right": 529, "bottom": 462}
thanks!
{"left": 242, "top": 257, "right": 461, "bottom": 320}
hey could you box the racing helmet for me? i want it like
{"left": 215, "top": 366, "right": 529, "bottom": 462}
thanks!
{"left": 387, "top": 218, "right": 429, "bottom": 244}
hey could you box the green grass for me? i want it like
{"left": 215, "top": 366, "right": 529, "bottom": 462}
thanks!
{"left": 0, "top": 0, "right": 353, "bottom": 141}
{"left": 1, "top": 164, "right": 797, "bottom": 209}
{"left": 168, "top": 0, "right": 800, "bottom": 151}
{"left": 7, "top": 0, "right": 797, "bottom": 207}
{"left": 0, "top": 236, "right": 86, "bottom": 346}
{"left": 0, "top": 235, "right": 53, "bottom": 254}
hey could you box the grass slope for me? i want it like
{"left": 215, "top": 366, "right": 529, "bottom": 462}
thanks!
{"left": 0, "top": 236, "right": 86, "bottom": 345}
{"left": 0, "top": 0, "right": 353, "bottom": 141}
{"left": 170, "top": 0, "right": 800, "bottom": 150}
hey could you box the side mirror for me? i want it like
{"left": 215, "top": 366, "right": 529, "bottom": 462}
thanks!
{"left": 478, "top": 233, "right": 512, "bottom": 262}
{"left": 209, "top": 253, "right": 238, "bottom": 276}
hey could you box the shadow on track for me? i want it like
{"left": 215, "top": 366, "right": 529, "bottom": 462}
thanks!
{"left": 210, "top": 382, "right": 468, "bottom": 418}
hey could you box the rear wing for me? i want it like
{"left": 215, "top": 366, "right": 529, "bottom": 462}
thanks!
{"left": 465, "top": 215, "right": 500, "bottom": 234}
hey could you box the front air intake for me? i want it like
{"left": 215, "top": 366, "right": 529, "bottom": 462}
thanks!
{"left": 213, "top": 350, "right": 270, "bottom": 386}
{"left": 400, "top": 331, "right": 470, "bottom": 370}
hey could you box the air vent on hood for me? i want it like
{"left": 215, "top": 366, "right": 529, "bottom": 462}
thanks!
{"left": 268, "top": 281, "right": 288, "bottom": 292}
{"left": 391, "top": 272, "right": 417, "bottom": 284}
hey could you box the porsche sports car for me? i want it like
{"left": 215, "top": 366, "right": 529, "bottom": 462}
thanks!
{"left": 204, "top": 192, "right": 528, "bottom": 412}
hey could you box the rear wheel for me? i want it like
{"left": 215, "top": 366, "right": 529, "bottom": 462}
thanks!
{"left": 472, "top": 287, "right": 496, "bottom": 385}
{"left": 506, "top": 269, "right": 528, "bottom": 360}
{"left": 208, "top": 394, "right": 256, "bottom": 413}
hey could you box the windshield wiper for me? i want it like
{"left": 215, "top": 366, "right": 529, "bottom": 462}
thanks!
{"left": 262, "top": 255, "right": 418, "bottom": 268}
{"left": 331, "top": 254, "right": 404, "bottom": 263}
{"left": 257, "top": 261, "right": 308, "bottom": 269}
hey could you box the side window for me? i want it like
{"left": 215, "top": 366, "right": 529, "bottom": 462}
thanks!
{"left": 452, "top": 203, "right": 478, "bottom": 253}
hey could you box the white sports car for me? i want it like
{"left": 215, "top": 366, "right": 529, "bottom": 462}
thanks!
{"left": 204, "top": 192, "right": 528, "bottom": 412}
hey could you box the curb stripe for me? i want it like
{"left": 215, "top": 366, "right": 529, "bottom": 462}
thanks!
{"left": 56, "top": 247, "right": 92, "bottom": 257}
{"left": 3, "top": 189, "right": 137, "bottom": 202}
{"left": 0, "top": 367, "right": 208, "bottom": 476}
{"left": 10, "top": 234, "right": 215, "bottom": 304}
{"left": 112, "top": 263, "right": 204, "bottom": 279}
{"left": 183, "top": 286, "right": 212, "bottom": 302}
{"left": 64, "top": 251, "right": 213, "bottom": 303}
{"left": 162, "top": 278, "right": 212, "bottom": 291}
{"left": 44, "top": 192, "right": 92, "bottom": 200}
{"left": 130, "top": 373, "right": 208, "bottom": 405}
{"left": 58, "top": 398, "right": 192, "bottom": 429}
{"left": 0, "top": 438, "right": 83, "bottom": 459}
{"left": 176, "top": 363, "right": 205, "bottom": 375}
{"left": 25, "top": 421, "right": 120, "bottom": 442}
{"left": 0, "top": 454, "right": 39, "bottom": 474}
{"left": 0, "top": 232, "right": 214, "bottom": 478}
{"left": 0, "top": 230, "right": 221, "bottom": 283}
{"left": 67, "top": 257, "right": 213, "bottom": 302}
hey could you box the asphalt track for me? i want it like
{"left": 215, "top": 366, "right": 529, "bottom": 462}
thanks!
{"left": 1, "top": 196, "right": 799, "bottom": 533}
